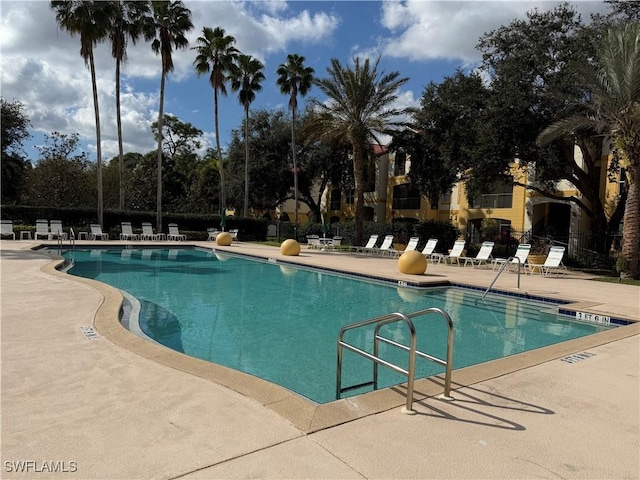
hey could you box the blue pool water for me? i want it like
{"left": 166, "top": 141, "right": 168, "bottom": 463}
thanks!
{"left": 64, "top": 247, "right": 608, "bottom": 404}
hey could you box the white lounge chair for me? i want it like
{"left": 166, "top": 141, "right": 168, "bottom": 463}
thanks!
{"left": 50, "top": 220, "right": 67, "bottom": 240}
{"left": 168, "top": 223, "right": 187, "bottom": 241}
{"left": 356, "top": 234, "right": 379, "bottom": 254}
{"left": 34, "top": 219, "right": 50, "bottom": 240}
{"left": 140, "top": 223, "right": 160, "bottom": 241}
{"left": 375, "top": 235, "right": 395, "bottom": 257}
{"left": 1, "top": 220, "right": 15, "bottom": 240}
{"left": 443, "top": 240, "right": 466, "bottom": 266}
{"left": 89, "top": 224, "right": 109, "bottom": 240}
{"left": 529, "top": 246, "right": 567, "bottom": 276}
{"left": 461, "top": 241, "right": 495, "bottom": 267}
{"left": 391, "top": 236, "right": 419, "bottom": 257}
{"left": 421, "top": 238, "right": 441, "bottom": 262}
{"left": 493, "top": 244, "right": 531, "bottom": 272}
{"left": 120, "top": 222, "right": 139, "bottom": 241}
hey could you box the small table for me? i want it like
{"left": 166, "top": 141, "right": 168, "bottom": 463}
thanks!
{"left": 20, "top": 231, "right": 31, "bottom": 240}
{"left": 78, "top": 232, "right": 88, "bottom": 240}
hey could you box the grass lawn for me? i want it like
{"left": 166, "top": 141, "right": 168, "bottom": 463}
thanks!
{"left": 590, "top": 276, "right": 640, "bottom": 286}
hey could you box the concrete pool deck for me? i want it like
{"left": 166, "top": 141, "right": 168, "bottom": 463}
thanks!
{"left": 1, "top": 239, "right": 638, "bottom": 479}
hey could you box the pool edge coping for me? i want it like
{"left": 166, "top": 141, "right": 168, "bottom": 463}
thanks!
{"left": 38, "top": 244, "right": 640, "bottom": 434}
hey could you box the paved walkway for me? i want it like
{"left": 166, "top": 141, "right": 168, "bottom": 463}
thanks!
{"left": 1, "top": 240, "right": 638, "bottom": 479}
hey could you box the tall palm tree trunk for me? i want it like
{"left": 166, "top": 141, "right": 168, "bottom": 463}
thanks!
{"left": 156, "top": 72, "right": 166, "bottom": 231}
{"left": 621, "top": 163, "right": 640, "bottom": 278}
{"left": 352, "top": 141, "right": 367, "bottom": 246}
{"left": 89, "top": 51, "right": 103, "bottom": 227}
{"left": 215, "top": 88, "right": 225, "bottom": 213}
{"left": 243, "top": 107, "right": 249, "bottom": 217}
{"left": 291, "top": 107, "right": 298, "bottom": 227}
{"left": 116, "top": 58, "right": 124, "bottom": 210}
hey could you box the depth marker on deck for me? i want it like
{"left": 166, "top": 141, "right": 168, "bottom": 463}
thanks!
{"left": 80, "top": 325, "right": 100, "bottom": 340}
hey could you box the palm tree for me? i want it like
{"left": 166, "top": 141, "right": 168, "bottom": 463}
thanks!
{"left": 51, "top": 0, "right": 111, "bottom": 227}
{"left": 310, "top": 56, "right": 411, "bottom": 245}
{"left": 107, "top": 0, "right": 150, "bottom": 210}
{"left": 276, "top": 53, "right": 314, "bottom": 229}
{"left": 147, "top": 0, "right": 193, "bottom": 231}
{"left": 230, "top": 54, "right": 265, "bottom": 217}
{"left": 192, "top": 26, "right": 239, "bottom": 219}
{"left": 538, "top": 23, "right": 640, "bottom": 279}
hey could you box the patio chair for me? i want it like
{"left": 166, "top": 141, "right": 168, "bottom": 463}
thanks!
{"left": 167, "top": 223, "right": 187, "bottom": 241}
{"left": 89, "top": 224, "right": 109, "bottom": 240}
{"left": 34, "top": 219, "right": 50, "bottom": 240}
{"left": 442, "top": 240, "right": 466, "bottom": 266}
{"left": 229, "top": 229, "right": 239, "bottom": 241}
{"left": 328, "top": 236, "right": 342, "bottom": 251}
{"left": 306, "top": 234, "right": 321, "bottom": 249}
{"left": 390, "top": 236, "right": 419, "bottom": 257}
{"left": 1, "top": 220, "right": 15, "bottom": 240}
{"left": 375, "top": 235, "right": 395, "bottom": 257}
{"left": 49, "top": 220, "right": 67, "bottom": 240}
{"left": 140, "top": 222, "right": 160, "bottom": 241}
{"left": 461, "top": 241, "right": 495, "bottom": 267}
{"left": 529, "top": 246, "right": 567, "bottom": 276}
{"left": 493, "top": 244, "right": 531, "bottom": 272}
{"left": 421, "top": 238, "right": 441, "bottom": 262}
{"left": 120, "top": 222, "right": 139, "bottom": 241}
{"left": 355, "top": 234, "right": 379, "bottom": 254}
{"left": 207, "top": 228, "right": 220, "bottom": 241}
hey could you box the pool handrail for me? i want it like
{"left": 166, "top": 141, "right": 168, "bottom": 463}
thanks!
{"left": 482, "top": 255, "right": 522, "bottom": 299}
{"left": 336, "top": 307, "right": 454, "bottom": 414}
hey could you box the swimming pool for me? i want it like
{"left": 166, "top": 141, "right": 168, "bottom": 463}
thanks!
{"left": 63, "top": 247, "right": 610, "bottom": 404}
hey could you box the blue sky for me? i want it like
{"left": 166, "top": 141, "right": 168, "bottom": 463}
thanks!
{"left": 0, "top": 1, "right": 609, "bottom": 164}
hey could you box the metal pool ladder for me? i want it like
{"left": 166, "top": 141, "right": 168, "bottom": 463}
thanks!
{"left": 336, "top": 307, "right": 454, "bottom": 414}
{"left": 482, "top": 256, "right": 523, "bottom": 299}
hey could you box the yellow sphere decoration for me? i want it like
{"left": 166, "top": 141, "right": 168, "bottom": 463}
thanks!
{"left": 280, "top": 238, "right": 301, "bottom": 256}
{"left": 216, "top": 232, "right": 233, "bottom": 246}
{"left": 398, "top": 250, "right": 428, "bottom": 275}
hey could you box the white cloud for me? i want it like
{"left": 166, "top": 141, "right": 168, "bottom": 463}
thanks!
{"left": 379, "top": 0, "right": 610, "bottom": 64}
{"left": 0, "top": 0, "right": 339, "bottom": 160}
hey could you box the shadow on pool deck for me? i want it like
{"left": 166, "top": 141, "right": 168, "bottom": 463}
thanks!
{"left": 1, "top": 240, "right": 638, "bottom": 479}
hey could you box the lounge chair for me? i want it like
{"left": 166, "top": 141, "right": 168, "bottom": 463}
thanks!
{"left": 421, "top": 238, "right": 441, "bottom": 262}
{"left": 390, "top": 236, "right": 419, "bottom": 257}
{"left": 461, "top": 241, "right": 495, "bottom": 267}
{"left": 443, "top": 240, "right": 466, "bottom": 266}
{"left": 141, "top": 223, "right": 160, "bottom": 241}
{"left": 120, "top": 222, "right": 139, "bottom": 241}
{"left": 529, "top": 246, "right": 567, "bottom": 276}
{"left": 167, "top": 223, "right": 187, "bottom": 241}
{"left": 493, "top": 244, "right": 531, "bottom": 272}
{"left": 49, "top": 220, "right": 67, "bottom": 240}
{"left": 1, "top": 220, "right": 15, "bottom": 240}
{"left": 89, "top": 224, "right": 109, "bottom": 240}
{"left": 207, "top": 228, "right": 220, "bottom": 241}
{"left": 375, "top": 235, "right": 395, "bottom": 257}
{"left": 355, "top": 234, "right": 379, "bottom": 254}
{"left": 306, "top": 235, "right": 321, "bottom": 249}
{"left": 34, "top": 219, "right": 50, "bottom": 240}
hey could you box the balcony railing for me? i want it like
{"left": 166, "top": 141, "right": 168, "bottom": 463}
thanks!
{"left": 470, "top": 193, "right": 513, "bottom": 209}
{"left": 392, "top": 197, "right": 421, "bottom": 210}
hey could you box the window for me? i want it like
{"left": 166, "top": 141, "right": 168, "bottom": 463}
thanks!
{"left": 330, "top": 189, "right": 341, "bottom": 210}
{"left": 345, "top": 188, "right": 354, "bottom": 205}
{"left": 470, "top": 181, "right": 513, "bottom": 209}
{"left": 394, "top": 151, "right": 407, "bottom": 176}
{"left": 392, "top": 183, "right": 421, "bottom": 210}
